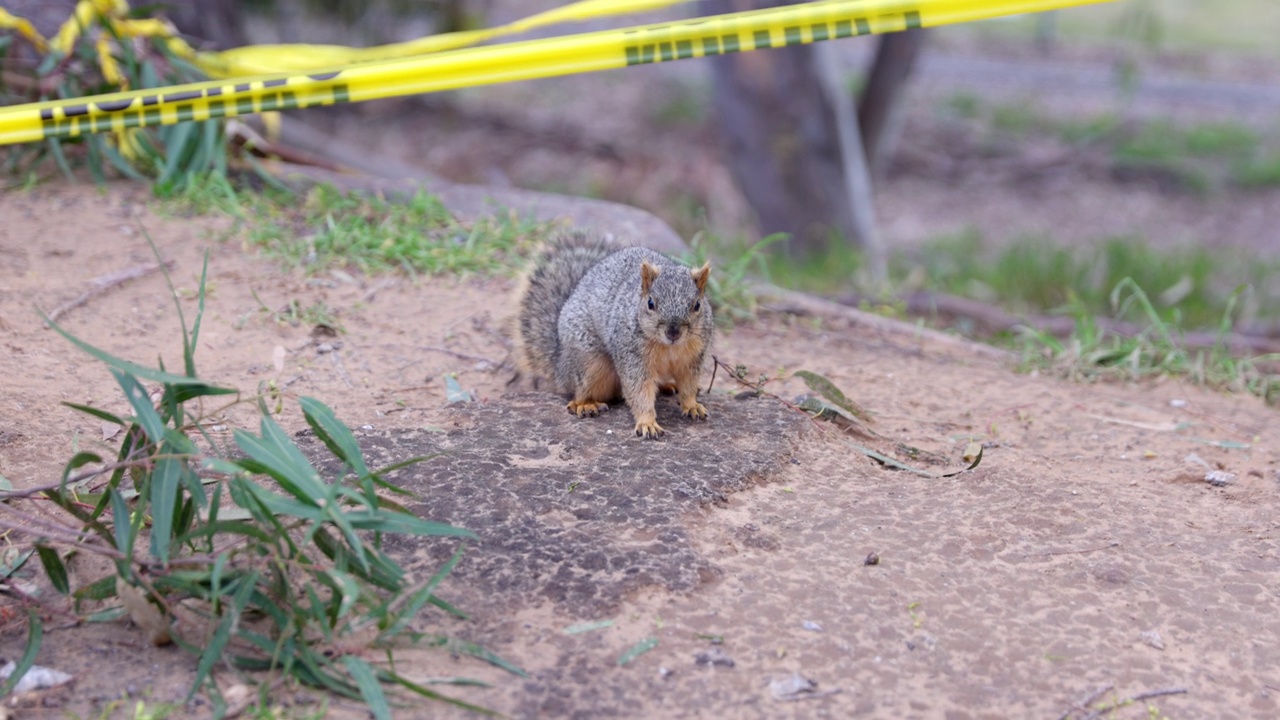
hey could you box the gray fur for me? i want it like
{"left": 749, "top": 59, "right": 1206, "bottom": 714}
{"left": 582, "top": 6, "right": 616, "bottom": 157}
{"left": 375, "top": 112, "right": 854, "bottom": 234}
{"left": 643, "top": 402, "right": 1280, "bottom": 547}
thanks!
{"left": 513, "top": 231, "right": 714, "bottom": 436}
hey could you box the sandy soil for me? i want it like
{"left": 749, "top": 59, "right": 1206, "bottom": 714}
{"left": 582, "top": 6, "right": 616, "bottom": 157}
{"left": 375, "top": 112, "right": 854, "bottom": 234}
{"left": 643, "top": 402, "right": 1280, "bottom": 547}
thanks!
{"left": 0, "top": 181, "right": 1277, "bottom": 719}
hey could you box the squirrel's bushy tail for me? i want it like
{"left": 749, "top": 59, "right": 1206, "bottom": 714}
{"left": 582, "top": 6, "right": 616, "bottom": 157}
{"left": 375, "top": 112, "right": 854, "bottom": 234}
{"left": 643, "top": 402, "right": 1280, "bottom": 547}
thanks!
{"left": 513, "top": 231, "right": 617, "bottom": 383}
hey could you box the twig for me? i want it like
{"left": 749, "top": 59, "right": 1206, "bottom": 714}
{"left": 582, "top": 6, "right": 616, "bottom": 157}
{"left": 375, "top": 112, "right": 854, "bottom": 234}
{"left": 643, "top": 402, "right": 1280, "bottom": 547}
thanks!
{"left": 1079, "top": 686, "right": 1189, "bottom": 720}
{"left": 1057, "top": 684, "right": 1113, "bottom": 720}
{"left": 707, "top": 354, "right": 719, "bottom": 394}
{"left": 359, "top": 278, "right": 397, "bottom": 304}
{"left": 43, "top": 260, "right": 174, "bottom": 326}
{"left": 0, "top": 453, "right": 153, "bottom": 501}
{"left": 376, "top": 343, "right": 497, "bottom": 365}
{"left": 1041, "top": 542, "right": 1120, "bottom": 557}
{"left": 1128, "top": 687, "right": 1188, "bottom": 703}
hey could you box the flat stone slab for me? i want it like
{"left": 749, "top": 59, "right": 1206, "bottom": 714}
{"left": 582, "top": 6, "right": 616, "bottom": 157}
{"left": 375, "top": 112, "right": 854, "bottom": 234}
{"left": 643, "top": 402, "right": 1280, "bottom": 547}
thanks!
{"left": 317, "top": 392, "right": 805, "bottom": 618}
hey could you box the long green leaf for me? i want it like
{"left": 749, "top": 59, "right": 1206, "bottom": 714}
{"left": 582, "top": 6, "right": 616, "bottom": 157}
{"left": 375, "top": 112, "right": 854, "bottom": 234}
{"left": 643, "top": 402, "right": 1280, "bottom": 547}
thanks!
{"left": 60, "top": 451, "right": 103, "bottom": 489}
{"left": 44, "top": 315, "right": 217, "bottom": 386}
{"left": 61, "top": 402, "right": 125, "bottom": 426}
{"left": 324, "top": 491, "right": 371, "bottom": 574}
{"left": 343, "top": 656, "right": 391, "bottom": 720}
{"left": 113, "top": 369, "right": 166, "bottom": 443}
{"left": 234, "top": 417, "right": 326, "bottom": 502}
{"left": 0, "top": 610, "right": 42, "bottom": 696}
{"left": 174, "top": 520, "right": 274, "bottom": 546}
{"left": 73, "top": 575, "right": 118, "bottom": 607}
{"left": 235, "top": 482, "right": 327, "bottom": 522}
{"left": 448, "top": 638, "right": 528, "bottom": 677}
{"left": 385, "top": 672, "right": 498, "bottom": 716}
{"left": 188, "top": 252, "right": 210, "bottom": 377}
{"left": 300, "top": 396, "right": 370, "bottom": 480}
{"left": 149, "top": 455, "right": 183, "bottom": 562}
{"left": 188, "top": 568, "right": 258, "bottom": 701}
{"left": 35, "top": 546, "right": 69, "bottom": 595}
{"left": 158, "top": 120, "right": 196, "bottom": 187}
{"left": 379, "top": 545, "right": 464, "bottom": 641}
{"left": 110, "top": 488, "right": 135, "bottom": 556}
{"left": 346, "top": 512, "right": 476, "bottom": 539}
{"left": 617, "top": 637, "right": 658, "bottom": 666}
{"left": 794, "top": 370, "right": 873, "bottom": 422}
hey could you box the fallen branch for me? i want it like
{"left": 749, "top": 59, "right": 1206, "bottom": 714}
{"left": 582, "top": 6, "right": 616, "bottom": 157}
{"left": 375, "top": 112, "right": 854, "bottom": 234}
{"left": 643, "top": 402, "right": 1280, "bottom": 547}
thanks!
{"left": 1057, "top": 684, "right": 1113, "bottom": 720}
{"left": 1081, "top": 687, "right": 1188, "bottom": 719}
{"left": 43, "top": 260, "right": 174, "bottom": 327}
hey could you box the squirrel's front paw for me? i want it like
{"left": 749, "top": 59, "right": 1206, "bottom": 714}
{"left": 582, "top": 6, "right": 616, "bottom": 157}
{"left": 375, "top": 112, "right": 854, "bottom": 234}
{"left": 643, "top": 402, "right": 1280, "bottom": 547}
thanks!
{"left": 681, "top": 401, "right": 708, "bottom": 421}
{"left": 634, "top": 419, "right": 665, "bottom": 439}
{"left": 567, "top": 400, "right": 609, "bottom": 417}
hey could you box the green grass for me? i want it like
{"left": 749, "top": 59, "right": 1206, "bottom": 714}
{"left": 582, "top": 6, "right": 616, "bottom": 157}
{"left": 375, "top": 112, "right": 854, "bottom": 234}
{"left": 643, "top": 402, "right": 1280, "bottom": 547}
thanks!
{"left": 1015, "top": 280, "right": 1280, "bottom": 404}
{"left": 683, "top": 231, "right": 785, "bottom": 326}
{"left": 896, "top": 230, "right": 1273, "bottom": 330}
{"left": 940, "top": 95, "right": 1280, "bottom": 194}
{"left": 1234, "top": 154, "right": 1280, "bottom": 187}
{"left": 169, "top": 176, "right": 558, "bottom": 277}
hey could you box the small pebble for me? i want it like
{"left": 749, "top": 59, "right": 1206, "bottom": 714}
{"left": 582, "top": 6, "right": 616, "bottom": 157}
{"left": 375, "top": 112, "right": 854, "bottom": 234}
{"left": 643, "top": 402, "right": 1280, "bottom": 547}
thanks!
{"left": 1140, "top": 629, "right": 1166, "bottom": 650}
{"left": 1205, "top": 470, "right": 1235, "bottom": 487}
{"left": 802, "top": 621, "right": 823, "bottom": 632}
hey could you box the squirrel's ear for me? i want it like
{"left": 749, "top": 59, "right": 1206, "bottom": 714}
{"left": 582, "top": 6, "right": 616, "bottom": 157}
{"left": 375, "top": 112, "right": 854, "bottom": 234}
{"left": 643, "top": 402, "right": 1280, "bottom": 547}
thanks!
{"left": 690, "top": 261, "right": 711, "bottom": 294}
{"left": 640, "top": 261, "right": 661, "bottom": 294}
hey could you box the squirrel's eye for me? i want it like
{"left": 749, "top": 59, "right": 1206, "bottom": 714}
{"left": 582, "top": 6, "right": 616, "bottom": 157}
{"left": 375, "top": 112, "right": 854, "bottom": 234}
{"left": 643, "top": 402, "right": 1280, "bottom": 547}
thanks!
{"left": 647, "top": 298, "right": 655, "bottom": 311}
{"left": 693, "top": 300, "right": 701, "bottom": 312}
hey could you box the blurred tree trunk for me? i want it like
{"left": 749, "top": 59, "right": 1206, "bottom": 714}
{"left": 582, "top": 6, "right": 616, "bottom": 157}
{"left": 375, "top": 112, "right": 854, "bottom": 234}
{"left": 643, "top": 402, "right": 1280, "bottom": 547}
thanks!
{"left": 857, "top": 28, "right": 926, "bottom": 179}
{"left": 707, "top": 0, "right": 885, "bottom": 282}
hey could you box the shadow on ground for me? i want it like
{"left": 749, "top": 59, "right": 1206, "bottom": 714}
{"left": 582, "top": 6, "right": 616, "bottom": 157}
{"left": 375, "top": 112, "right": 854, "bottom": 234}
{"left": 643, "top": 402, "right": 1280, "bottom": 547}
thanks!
{"left": 309, "top": 392, "right": 806, "bottom": 620}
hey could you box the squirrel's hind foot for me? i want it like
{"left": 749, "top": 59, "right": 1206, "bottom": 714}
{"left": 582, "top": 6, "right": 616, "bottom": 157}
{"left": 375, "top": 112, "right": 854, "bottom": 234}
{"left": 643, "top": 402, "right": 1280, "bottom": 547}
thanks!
{"left": 681, "top": 401, "right": 708, "bottom": 421}
{"left": 634, "top": 419, "right": 665, "bottom": 439}
{"left": 567, "top": 400, "right": 609, "bottom": 417}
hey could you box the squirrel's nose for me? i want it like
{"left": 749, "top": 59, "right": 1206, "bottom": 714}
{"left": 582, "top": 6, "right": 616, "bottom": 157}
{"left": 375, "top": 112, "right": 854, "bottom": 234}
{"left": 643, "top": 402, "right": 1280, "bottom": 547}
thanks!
{"left": 665, "top": 325, "right": 682, "bottom": 342}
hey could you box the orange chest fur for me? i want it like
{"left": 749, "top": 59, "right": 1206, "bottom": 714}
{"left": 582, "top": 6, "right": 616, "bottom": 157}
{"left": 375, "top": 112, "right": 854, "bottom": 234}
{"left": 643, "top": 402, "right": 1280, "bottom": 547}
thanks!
{"left": 643, "top": 336, "right": 705, "bottom": 383}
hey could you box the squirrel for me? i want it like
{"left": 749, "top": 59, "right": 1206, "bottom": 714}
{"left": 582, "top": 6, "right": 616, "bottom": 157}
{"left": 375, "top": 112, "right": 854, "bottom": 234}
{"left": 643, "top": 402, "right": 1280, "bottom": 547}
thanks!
{"left": 512, "top": 231, "right": 714, "bottom": 439}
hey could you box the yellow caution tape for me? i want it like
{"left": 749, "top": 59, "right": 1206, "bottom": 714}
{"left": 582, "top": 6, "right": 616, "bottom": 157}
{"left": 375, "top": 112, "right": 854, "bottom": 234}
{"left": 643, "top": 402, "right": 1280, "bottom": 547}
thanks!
{"left": 0, "top": 8, "right": 48, "bottom": 52}
{"left": 0, "top": 0, "right": 1112, "bottom": 148}
{"left": 196, "top": 0, "right": 697, "bottom": 78}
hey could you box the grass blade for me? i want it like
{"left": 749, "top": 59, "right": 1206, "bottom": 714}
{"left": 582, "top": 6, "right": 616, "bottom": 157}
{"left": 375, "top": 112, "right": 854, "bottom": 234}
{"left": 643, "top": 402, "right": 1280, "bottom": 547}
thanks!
{"left": 44, "top": 315, "right": 216, "bottom": 386}
{"left": 300, "top": 396, "right": 371, "bottom": 481}
{"left": 617, "top": 637, "right": 658, "bottom": 666}
{"left": 386, "top": 672, "right": 498, "bottom": 716}
{"left": 148, "top": 455, "right": 183, "bottom": 562}
{"left": 109, "top": 488, "right": 135, "bottom": 556}
{"left": 343, "top": 656, "right": 392, "bottom": 720}
{"left": 188, "top": 569, "right": 258, "bottom": 700}
{"left": 113, "top": 369, "right": 165, "bottom": 444}
{"left": 346, "top": 513, "right": 476, "bottom": 539}
{"left": 35, "top": 546, "right": 69, "bottom": 595}
{"left": 61, "top": 402, "right": 125, "bottom": 425}
{"left": 0, "top": 610, "right": 42, "bottom": 696}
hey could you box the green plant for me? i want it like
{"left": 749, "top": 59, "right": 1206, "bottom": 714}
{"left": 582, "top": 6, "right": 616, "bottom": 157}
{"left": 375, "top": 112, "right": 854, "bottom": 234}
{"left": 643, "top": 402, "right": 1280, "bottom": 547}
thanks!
{"left": 0, "top": 5, "right": 226, "bottom": 193}
{"left": 4, "top": 245, "right": 513, "bottom": 715}
{"left": 684, "top": 231, "right": 786, "bottom": 325}
{"left": 247, "top": 184, "right": 554, "bottom": 276}
{"left": 899, "top": 231, "right": 1266, "bottom": 331}
{"left": 1016, "top": 279, "right": 1280, "bottom": 403}
{"left": 1234, "top": 154, "right": 1280, "bottom": 188}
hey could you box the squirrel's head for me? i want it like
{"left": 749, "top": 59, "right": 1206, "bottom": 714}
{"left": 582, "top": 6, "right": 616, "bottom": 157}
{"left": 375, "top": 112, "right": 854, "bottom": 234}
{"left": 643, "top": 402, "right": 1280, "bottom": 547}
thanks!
{"left": 639, "top": 260, "right": 712, "bottom": 346}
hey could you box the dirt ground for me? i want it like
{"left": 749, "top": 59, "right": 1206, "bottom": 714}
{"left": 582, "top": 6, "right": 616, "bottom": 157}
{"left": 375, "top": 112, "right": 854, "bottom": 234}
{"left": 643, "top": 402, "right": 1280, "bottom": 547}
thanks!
{"left": 0, "top": 180, "right": 1277, "bottom": 718}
